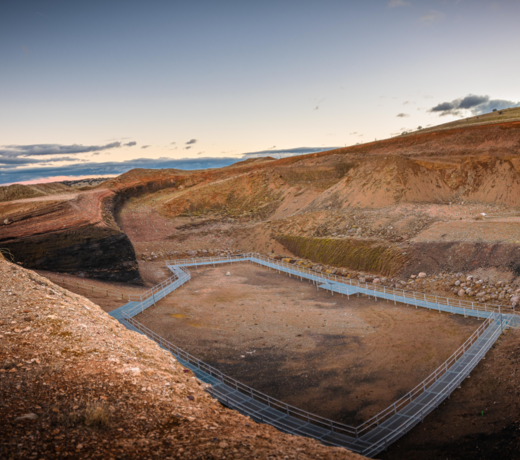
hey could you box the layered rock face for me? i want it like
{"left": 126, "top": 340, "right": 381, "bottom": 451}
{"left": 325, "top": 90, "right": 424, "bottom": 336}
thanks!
{"left": 0, "top": 190, "right": 140, "bottom": 282}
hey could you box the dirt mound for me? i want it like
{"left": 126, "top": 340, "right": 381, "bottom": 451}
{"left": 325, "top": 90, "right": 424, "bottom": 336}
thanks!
{"left": 7, "top": 118, "right": 520, "bottom": 284}
{"left": 0, "top": 259, "right": 364, "bottom": 460}
{"left": 0, "top": 182, "right": 73, "bottom": 203}
{"left": 160, "top": 172, "right": 282, "bottom": 220}
{"left": 303, "top": 155, "right": 520, "bottom": 211}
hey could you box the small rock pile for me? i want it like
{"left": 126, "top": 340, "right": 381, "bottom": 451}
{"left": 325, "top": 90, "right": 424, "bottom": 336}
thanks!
{"left": 269, "top": 254, "right": 517, "bottom": 306}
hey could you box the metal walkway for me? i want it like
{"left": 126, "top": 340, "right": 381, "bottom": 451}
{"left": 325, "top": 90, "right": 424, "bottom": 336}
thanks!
{"left": 110, "top": 254, "right": 518, "bottom": 457}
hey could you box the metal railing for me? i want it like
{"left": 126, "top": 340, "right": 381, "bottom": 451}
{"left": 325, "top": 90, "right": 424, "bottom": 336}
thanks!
{"left": 119, "top": 267, "right": 191, "bottom": 317}
{"left": 356, "top": 313, "right": 496, "bottom": 436}
{"left": 165, "top": 253, "right": 518, "bottom": 318}
{"left": 105, "top": 253, "right": 518, "bottom": 456}
{"left": 122, "top": 308, "right": 506, "bottom": 456}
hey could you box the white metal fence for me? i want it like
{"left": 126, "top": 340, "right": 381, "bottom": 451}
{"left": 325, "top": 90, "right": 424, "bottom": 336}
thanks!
{"left": 110, "top": 254, "right": 514, "bottom": 456}
{"left": 166, "top": 253, "right": 519, "bottom": 318}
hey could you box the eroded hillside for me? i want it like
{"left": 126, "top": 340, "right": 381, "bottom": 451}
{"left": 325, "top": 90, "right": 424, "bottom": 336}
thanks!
{"left": 0, "top": 256, "right": 364, "bottom": 459}
{"left": 3, "top": 118, "right": 520, "bottom": 294}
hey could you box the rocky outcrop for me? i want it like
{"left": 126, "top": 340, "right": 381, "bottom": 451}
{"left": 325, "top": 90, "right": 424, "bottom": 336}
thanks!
{"left": 0, "top": 190, "right": 140, "bottom": 282}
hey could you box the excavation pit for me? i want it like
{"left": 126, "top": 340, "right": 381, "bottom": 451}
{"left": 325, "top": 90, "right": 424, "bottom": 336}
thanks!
{"left": 134, "top": 262, "right": 480, "bottom": 426}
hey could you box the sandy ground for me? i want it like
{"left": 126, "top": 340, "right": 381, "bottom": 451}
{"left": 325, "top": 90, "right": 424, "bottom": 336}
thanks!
{"left": 413, "top": 219, "right": 520, "bottom": 243}
{"left": 135, "top": 263, "right": 480, "bottom": 426}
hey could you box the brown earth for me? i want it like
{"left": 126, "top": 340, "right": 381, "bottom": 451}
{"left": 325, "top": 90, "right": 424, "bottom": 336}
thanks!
{"left": 134, "top": 263, "right": 480, "bottom": 426}
{"left": 4, "top": 119, "right": 520, "bottom": 282}
{"left": 4, "top": 115, "right": 520, "bottom": 457}
{"left": 0, "top": 258, "right": 365, "bottom": 460}
{"left": 0, "top": 190, "right": 140, "bottom": 282}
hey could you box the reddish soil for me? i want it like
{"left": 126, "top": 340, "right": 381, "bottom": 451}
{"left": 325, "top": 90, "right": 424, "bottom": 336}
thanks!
{"left": 35, "top": 270, "right": 149, "bottom": 313}
{"left": 1, "top": 258, "right": 364, "bottom": 460}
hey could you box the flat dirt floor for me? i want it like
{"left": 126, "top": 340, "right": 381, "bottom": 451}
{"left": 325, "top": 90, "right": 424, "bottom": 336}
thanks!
{"left": 35, "top": 270, "right": 149, "bottom": 312}
{"left": 135, "top": 262, "right": 480, "bottom": 426}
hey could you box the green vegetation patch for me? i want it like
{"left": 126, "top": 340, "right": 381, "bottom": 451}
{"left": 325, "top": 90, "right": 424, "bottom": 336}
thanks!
{"left": 276, "top": 234, "right": 409, "bottom": 276}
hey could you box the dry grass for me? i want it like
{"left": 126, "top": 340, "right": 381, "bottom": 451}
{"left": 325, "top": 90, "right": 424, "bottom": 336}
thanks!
{"left": 83, "top": 403, "right": 111, "bottom": 428}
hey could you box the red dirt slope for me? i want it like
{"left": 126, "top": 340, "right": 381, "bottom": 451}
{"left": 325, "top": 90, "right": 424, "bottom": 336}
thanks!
{"left": 0, "top": 258, "right": 364, "bottom": 460}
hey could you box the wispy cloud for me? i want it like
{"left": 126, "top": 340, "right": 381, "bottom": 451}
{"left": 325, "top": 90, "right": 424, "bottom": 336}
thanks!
{"left": 141, "top": 145, "right": 150, "bottom": 149}
{"left": 420, "top": 10, "right": 445, "bottom": 23}
{"left": 185, "top": 139, "right": 197, "bottom": 145}
{"left": 0, "top": 142, "right": 124, "bottom": 158}
{"left": 123, "top": 141, "right": 137, "bottom": 147}
{"left": 388, "top": 0, "right": 411, "bottom": 8}
{"left": 396, "top": 113, "right": 410, "bottom": 117}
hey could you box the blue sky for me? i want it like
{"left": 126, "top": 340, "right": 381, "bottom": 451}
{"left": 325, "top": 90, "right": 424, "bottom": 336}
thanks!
{"left": 1, "top": 0, "right": 520, "bottom": 184}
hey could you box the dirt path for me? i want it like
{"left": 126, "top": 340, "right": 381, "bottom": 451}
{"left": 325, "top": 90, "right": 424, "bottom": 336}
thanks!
{"left": 35, "top": 270, "right": 149, "bottom": 312}
{"left": 135, "top": 263, "right": 479, "bottom": 426}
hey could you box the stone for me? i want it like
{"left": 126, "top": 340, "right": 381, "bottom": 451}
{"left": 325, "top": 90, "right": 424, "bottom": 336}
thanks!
{"left": 14, "top": 413, "right": 38, "bottom": 422}
{"left": 455, "top": 280, "right": 461, "bottom": 286}
{"left": 458, "top": 289, "right": 465, "bottom": 297}
{"left": 373, "top": 278, "right": 381, "bottom": 284}
{"left": 418, "top": 272, "right": 426, "bottom": 278}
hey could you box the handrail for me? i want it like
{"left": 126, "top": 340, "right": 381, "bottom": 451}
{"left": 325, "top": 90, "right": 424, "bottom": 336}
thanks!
{"left": 122, "top": 255, "right": 509, "bottom": 439}
{"left": 109, "top": 254, "right": 510, "bottom": 456}
{"left": 123, "top": 308, "right": 503, "bottom": 454}
{"left": 166, "top": 253, "right": 517, "bottom": 317}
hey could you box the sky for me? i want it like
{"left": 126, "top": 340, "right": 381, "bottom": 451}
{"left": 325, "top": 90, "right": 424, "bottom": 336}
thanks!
{"left": 1, "top": 0, "right": 520, "bottom": 184}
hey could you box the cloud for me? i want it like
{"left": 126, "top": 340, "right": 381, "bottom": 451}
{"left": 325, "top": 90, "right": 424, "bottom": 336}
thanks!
{"left": 241, "top": 147, "right": 339, "bottom": 158}
{"left": 185, "top": 139, "right": 197, "bottom": 145}
{"left": 0, "top": 157, "right": 242, "bottom": 184}
{"left": 91, "top": 152, "right": 100, "bottom": 156}
{"left": 396, "top": 113, "right": 410, "bottom": 117}
{"left": 0, "top": 156, "right": 85, "bottom": 167}
{"left": 185, "top": 146, "right": 192, "bottom": 150}
{"left": 141, "top": 145, "right": 150, "bottom": 149}
{"left": 170, "top": 142, "right": 176, "bottom": 145}
{"left": 349, "top": 132, "right": 357, "bottom": 135}
{"left": 458, "top": 94, "right": 489, "bottom": 109}
{"left": 388, "top": 0, "right": 411, "bottom": 7}
{"left": 123, "top": 141, "right": 136, "bottom": 147}
{"left": 429, "top": 94, "right": 520, "bottom": 116}
{"left": 0, "top": 142, "right": 122, "bottom": 158}
{"left": 420, "top": 10, "right": 445, "bottom": 23}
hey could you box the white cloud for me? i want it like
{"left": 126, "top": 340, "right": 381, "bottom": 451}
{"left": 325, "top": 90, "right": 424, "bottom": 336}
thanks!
{"left": 388, "top": 0, "right": 411, "bottom": 7}
{"left": 419, "top": 10, "right": 445, "bottom": 23}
